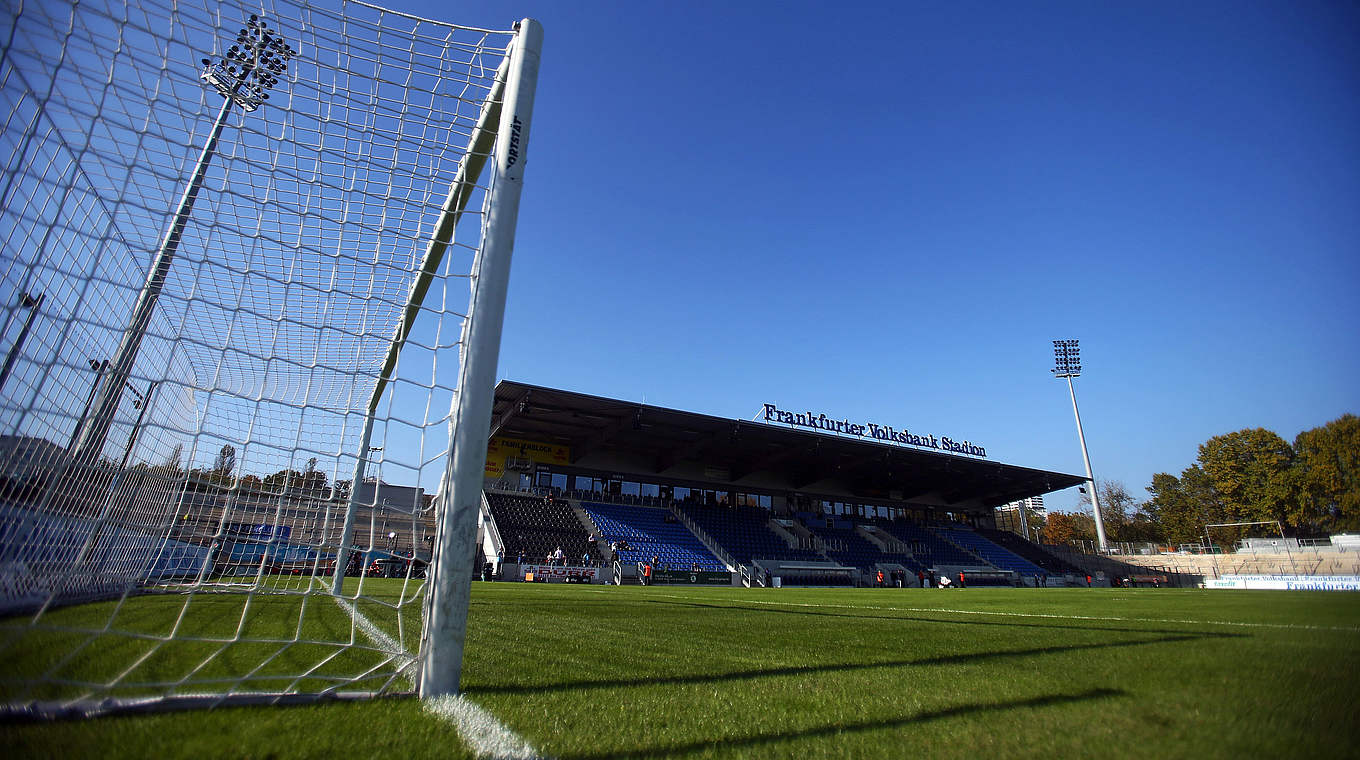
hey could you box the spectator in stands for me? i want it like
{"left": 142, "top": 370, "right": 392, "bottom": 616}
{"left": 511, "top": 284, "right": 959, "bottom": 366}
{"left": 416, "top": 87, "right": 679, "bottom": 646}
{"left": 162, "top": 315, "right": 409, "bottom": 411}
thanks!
{"left": 517, "top": 549, "right": 525, "bottom": 565}
{"left": 587, "top": 533, "right": 597, "bottom": 548}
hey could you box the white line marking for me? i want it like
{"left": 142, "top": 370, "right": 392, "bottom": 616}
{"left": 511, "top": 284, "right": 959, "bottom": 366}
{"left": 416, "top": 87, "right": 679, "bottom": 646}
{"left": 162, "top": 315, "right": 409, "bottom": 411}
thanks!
{"left": 330, "top": 595, "right": 545, "bottom": 759}
{"left": 579, "top": 588, "right": 1360, "bottom": 633}
{"left": 424, "top": 694, "right": 548, "bottom": 760}
{"left": 330, "top": 595, "right": 416, "bottom": 686}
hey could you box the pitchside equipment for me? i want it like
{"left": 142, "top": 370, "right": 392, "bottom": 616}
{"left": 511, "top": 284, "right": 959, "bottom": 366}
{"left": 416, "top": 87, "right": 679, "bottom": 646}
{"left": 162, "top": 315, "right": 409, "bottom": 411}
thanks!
{"left": 0, "top": 0, "right": 540, "bottom": 717}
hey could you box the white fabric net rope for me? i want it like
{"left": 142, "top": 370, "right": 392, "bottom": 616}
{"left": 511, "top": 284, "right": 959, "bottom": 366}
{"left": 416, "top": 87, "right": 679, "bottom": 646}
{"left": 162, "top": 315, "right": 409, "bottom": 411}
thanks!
{"left": 0, "top": 0, "right": 520, "bottom": 715}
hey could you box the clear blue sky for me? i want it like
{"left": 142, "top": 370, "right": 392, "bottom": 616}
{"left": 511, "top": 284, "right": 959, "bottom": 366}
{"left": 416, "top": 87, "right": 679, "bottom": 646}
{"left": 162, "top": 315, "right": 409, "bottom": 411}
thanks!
{"left": 399, "top": 0, "right": 1357, "bottom": 512}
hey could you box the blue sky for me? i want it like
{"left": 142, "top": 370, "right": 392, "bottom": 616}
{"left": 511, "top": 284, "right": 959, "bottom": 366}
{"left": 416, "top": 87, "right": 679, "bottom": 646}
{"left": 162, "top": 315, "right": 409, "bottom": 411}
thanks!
{"left": 392, "top": 0, "right": 1357, "bottom": 512}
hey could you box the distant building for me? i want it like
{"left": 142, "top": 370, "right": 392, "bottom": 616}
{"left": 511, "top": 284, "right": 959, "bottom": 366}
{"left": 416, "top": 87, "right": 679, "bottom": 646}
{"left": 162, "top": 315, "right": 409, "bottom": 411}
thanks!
{"left": 995, "top": 495, "right": 1046, "bottom": 536}
{"left": 0, "top": 435, "right": 67, "bottom": 483}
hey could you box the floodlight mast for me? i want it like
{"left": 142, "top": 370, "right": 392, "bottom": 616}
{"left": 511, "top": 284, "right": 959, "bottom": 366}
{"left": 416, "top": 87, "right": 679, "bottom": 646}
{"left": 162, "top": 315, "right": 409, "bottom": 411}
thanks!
{"left": 1051, "top": 339, "right": 1109, "bottom": 552}
{"left": 71, "top": 16, "right": 295, "bottom": 466}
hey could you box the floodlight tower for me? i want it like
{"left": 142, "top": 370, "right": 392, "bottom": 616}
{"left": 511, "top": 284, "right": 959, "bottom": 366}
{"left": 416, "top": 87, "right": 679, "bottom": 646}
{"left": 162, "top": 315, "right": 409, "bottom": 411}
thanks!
{"left": 72, "top": 15, "right": 295, "bottom": 465}
{"left": 1051, "top": 339, "right": 1108, "bottom": 552}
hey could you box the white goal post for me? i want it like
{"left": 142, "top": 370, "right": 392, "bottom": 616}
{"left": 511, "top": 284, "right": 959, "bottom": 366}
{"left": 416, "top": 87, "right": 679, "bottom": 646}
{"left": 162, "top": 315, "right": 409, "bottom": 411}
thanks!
{"left": 0, "top": 0, "right": 539, "bottom": 717}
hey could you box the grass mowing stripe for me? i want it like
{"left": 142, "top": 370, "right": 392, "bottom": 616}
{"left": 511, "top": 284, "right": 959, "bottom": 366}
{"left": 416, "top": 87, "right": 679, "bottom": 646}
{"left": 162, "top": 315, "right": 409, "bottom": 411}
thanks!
{"left": 586, "top": 589, "right": 1360, "bottom": 633}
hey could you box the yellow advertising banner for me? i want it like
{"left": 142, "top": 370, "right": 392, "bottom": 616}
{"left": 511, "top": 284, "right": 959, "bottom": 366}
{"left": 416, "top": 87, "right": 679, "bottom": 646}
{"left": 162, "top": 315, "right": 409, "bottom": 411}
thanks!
{"left": 485, "top": 436, "right": 570, "bottom": 478}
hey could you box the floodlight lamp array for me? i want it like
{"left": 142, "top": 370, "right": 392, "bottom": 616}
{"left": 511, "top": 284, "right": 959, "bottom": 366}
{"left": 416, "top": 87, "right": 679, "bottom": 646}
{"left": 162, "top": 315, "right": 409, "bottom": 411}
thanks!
{"left": 199, "top": 14, "right": 296, "bottom": 112}
{"left": 1052, "top": 339, "right": 1081, "bottom": 378}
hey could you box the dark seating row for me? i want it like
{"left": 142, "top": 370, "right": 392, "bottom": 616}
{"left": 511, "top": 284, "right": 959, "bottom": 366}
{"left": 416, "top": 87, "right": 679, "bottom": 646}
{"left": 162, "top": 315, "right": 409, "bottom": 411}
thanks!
{"left": 485, "top": 491, "right": 594, "bottom": 566}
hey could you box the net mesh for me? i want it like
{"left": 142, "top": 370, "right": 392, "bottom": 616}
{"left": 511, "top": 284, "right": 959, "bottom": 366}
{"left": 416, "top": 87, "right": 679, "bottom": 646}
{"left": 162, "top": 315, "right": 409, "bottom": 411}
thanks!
{"left": 0, "top": 0, "right": 519, "bottom": 712}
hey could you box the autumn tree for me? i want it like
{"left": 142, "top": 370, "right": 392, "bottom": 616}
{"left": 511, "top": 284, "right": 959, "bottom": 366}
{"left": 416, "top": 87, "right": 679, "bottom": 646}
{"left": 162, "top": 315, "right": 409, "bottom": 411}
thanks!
{"left": 1290, "top": 414, "right": 1360, "bottom": 533}
{"left": 1077, "top": 480, "right": 1160, "bottom": 542}
{"left": 1041, "top": 511, "right": 1096, "bottom": 545}
{"left": 1197, "top": 428, "right": 1294, "bottom": 525}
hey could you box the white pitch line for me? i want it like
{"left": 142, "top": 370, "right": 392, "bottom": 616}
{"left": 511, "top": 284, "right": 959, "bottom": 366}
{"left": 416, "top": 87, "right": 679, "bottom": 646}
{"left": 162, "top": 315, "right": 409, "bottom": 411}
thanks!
{"left": 330, "top": 595, "right": 416, "bottom": 686}
{"left": 580, "top": 588, "right": 1360, "bottom": 633}
{"left": 329, "top": 595, "right": 545, "bottom": 759}
{"left": 424, "top": 694, "right": 548, "bottom": 760}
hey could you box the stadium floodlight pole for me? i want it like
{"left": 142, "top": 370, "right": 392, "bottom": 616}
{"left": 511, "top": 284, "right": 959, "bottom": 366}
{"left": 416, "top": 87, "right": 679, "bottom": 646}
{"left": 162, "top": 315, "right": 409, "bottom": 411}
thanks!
{"left": 71, "top": 16, "right": 295, "bottom": 467}
{"left": 419, "top": 18, "right": 542, "bottom": 700}
{"left": 0, "top": 291, "right": 44, "bottom": 394}
{"left": 1052, "top": 339, "right": 1108, "bottom": 552}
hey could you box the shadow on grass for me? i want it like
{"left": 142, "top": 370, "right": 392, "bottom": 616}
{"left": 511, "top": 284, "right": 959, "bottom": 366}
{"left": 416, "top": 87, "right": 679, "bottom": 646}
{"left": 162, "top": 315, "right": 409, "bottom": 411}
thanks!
{"left": 468, "top": 632, "right": 1212, "bottom": 697}
{"left": 556, "top": 686, "right": 1127, "bottom": 760}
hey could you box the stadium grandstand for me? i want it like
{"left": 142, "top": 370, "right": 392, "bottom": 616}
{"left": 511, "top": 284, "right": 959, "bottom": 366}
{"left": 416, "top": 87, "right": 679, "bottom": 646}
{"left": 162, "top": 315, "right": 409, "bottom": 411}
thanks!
{"left": 473, "top": 381, "right": 1088, "bottom": 587}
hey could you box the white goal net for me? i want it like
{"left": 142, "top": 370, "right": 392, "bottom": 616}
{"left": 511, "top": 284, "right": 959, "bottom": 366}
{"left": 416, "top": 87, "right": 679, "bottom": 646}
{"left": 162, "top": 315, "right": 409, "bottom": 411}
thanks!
{"left": 0, "top": 0, "right": 539, "bottom": 717}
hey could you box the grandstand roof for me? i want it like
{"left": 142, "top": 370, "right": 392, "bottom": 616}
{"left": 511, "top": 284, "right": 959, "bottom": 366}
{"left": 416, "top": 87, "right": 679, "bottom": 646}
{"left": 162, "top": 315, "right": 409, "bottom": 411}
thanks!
{"left": 489, "top": 381, "right": 1085, "bottom": 511}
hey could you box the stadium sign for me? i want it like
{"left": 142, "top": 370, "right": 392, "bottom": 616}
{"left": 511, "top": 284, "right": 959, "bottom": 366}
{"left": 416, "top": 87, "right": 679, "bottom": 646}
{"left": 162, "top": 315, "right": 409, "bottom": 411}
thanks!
{"left": 1206, "top": 574, "right": 1360, "bottom": 591}
{"left": 652, "top": 569, "right": 732, "bottom": 585}
{"left": 760, "top": 403, "right": 986, "bottom": 457}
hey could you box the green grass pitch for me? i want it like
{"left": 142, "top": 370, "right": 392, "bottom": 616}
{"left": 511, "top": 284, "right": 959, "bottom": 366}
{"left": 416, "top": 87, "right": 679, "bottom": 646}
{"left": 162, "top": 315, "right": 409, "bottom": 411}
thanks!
{"left": 3, "top": 583, "right": 1358, "bottom": 759}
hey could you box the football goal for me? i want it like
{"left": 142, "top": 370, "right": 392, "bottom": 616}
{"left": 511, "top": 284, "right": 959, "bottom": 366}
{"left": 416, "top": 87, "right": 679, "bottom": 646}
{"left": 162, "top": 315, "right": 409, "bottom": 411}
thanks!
{"left": 0, "top": 0, "right": 540, "bottom": 717}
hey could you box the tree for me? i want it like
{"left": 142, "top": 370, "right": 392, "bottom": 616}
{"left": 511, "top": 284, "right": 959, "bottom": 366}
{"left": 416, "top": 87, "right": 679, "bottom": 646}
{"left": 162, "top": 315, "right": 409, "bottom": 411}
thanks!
{"left": 212, "top": 444, "right": 236, "bottom": 479}
{"left": 1041, "top": 511, "right": 1096, "bottom": 545}
{"left": 263, "top": 469, "right": 303, "bottom": 493}
{"left": 1291, "top": 414, "right": 1360, "bottom": 533}
{"left": 1078, "top": 480, "right": 1142, "bottom": 541}
{"left": 1143, "top": 466, "right": 1223, "bottom": 546}
{"left": 263, "top": 462, "right": 328, "bottom": 496}
{"left": 1197, "top": 428, "right": 1294, "bottom": 525}
{"left": 156, "top": 443, "right": 184, "bottom": 477}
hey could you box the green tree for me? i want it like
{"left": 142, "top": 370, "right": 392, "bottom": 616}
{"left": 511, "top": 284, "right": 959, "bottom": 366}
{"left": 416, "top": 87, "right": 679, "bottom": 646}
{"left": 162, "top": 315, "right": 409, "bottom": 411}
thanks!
{"left": 1291, "top": 414, "right": 1360, "bottom": 533}
{"left": 1143, "top": 466, "right": 1223, "bottom": 546}
{"left": 212, "top": 444, "right": 236, "bottom": 478}
{"left": 262, "top": 469, "right": 303, "bottom": 493}
{"left": 263, "top": 462, "right": 328, "bottom": 496}
{"left": 1197, "top": 428, "right": 1294, "bottom": 525}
